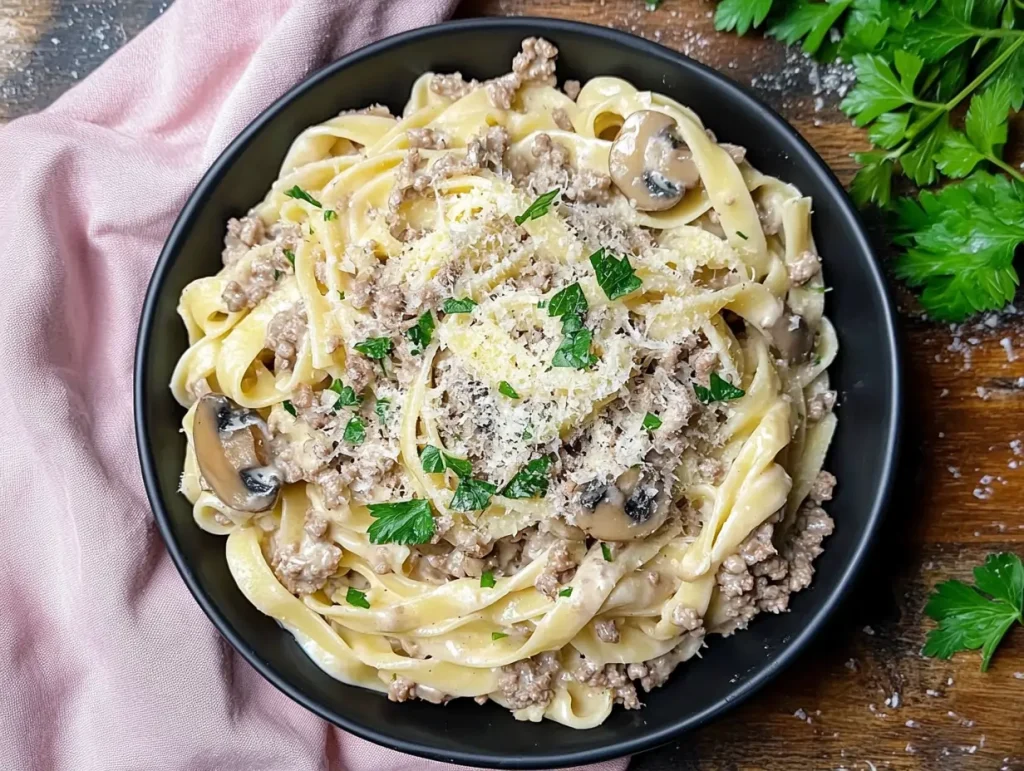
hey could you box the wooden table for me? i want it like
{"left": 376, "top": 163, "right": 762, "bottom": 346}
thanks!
{"left": 4, "top": 0, "right": 1022, "bottom": 768}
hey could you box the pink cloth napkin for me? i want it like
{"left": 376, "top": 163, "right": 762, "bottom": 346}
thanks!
{"left": 0, "top": 1, "right": 632, "bottom": 769}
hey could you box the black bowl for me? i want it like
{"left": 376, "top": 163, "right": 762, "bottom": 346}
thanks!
{"left": 135, "top": 17, "right": 902, "bottom": 769}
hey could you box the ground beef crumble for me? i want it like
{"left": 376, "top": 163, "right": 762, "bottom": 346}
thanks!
{"left": 498, "top": 652, "right": 561, "bottom": 710}
{"left": 265, "top": 305, "right": 307, "bottom": 372}
{"left": 267, "top": 511, "right": 341, "bottom": 595}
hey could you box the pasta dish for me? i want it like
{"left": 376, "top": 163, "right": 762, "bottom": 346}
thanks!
{"left": 171, "top": 38, "right": 839, "bottom": 728}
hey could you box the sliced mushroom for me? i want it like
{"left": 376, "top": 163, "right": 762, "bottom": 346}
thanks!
{"left": 193, "top": 393, "right": 281, "bottom": 512}
{"left": 574, "top": 466, "right": 669, "bottom": 541}
{"left": 767, "top": 311, "right": 815, "bottom": 365}
{"left": 608, "top": 110, "right": 701, "bottom": 211}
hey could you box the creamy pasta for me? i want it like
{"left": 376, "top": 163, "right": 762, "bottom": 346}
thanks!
{"left": 171, "top": 38, "right": 839, "bottom": 728}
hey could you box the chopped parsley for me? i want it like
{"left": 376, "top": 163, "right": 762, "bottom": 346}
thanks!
{"left": 282, "top": 400, "right": 297, "bottom": 417}
{"left": 406, "top": 311, "right": 435, "bottom": 354}
{"left": 522, "top": 425, "right": 534, "bottom": 441}
{"left": 274, "top": 269, "right": 282, "bottom": 281}
{"left": 343, "top": 416, "right": 366, "bottom": 444}
{"left": 283, "top": 249, "right": 296, "bottom": 266}
{"left": 736, "top": 230, "right": 748, "bottom": 240}
{"left": 284, "top": 185, "right": 322, "bottom": 208}
{"left": 642, "top": 412, "right": 663, "bottom": 430}
{"left": 374, "top": 397, "right": 390, "bottom": 423}
{"left": 499, "top": 456, "right": 552, "bottom": 500}
{"left": 809, "top": 286, "right": 833, "bottom": 294}
{"left": 601, "top": 543, "right": 613, "bottom": 562}
{"left": 923, "top": 552, "right": 1023, "bottom": 670}
{"left": 345, "top": 587, "right": 370, "bottom": 609}
{"left": 337, "top": 290, "right": 346, "bottom": 300}
{"left": 491, "top": 632, "right": 509, "bottom": 641}
{"left": 367, "top": 498, "right": 435, "bottom": 545}
{"left": 552, "top": 312, "right": 598, "bottom": 369}
{"left": 354, "top": 337, "right": 393, "bottom": 360}
{"left": 537, "top": 300, "right": 547, "bottom": 309}
{"left": 559, "top": 587, "right": 573, "bottom": 598}
{"left": 323, "top": 209, "right": 336, "bottom": 221}
{"left": 589, "top": 247, "right": 642, "bottom": 300}
{"left": 442, "top": 297, "right": 477, "bottom": 314}
{"left": 547, "top": 283, "right": 588, "bottom": 318}
{"left": 514, "top": 188, "right": 560, "bottom": 225}
{"left": 480, "top": 571, "right": 496, "bottom": 589}
{"left": 693, "top": 371, "right": 746, "bottom": 405}
{"left": 420, "top": 445, "right": 473, "bottom": 479}
{"left": 498, "top": 381, "right": 520, "bottom": 399}
{"left": 329, "top": 378, "right": 360, "bottom": 408}
{"left": 450, "top": 477, "right": 497, "bottom": 512}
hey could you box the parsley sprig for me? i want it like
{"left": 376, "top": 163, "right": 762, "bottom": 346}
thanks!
{"left": 590, "top": 247, "right": 643, "bottom": 300}
{"left": 406, "top": 311, "right": 435, "bottom": 354}
{"left": 499, "top": 456, "right": 553, "bottom": 499}
{"left": 515, "top": 189, "right": 560, "bottom": 225}
{"left": 693, "top": 371, "right": 746, "bottom": 404}
{"left": 710, "top": 0, "right": 1024, "bottom": 321}
{"left": 284, "top": 185, "right": 322, "bottom": 208}
{"left": 922, "top": 552, "right": 1023, "bottom": 670}
{"left": 548, "top": 283, "right": 598, "bottom": 369}
{"left": 420, "top": 445, "right": 473, "bottom": 478}
{"left": 367, "top": 498, "right": 435, "bottom": 545}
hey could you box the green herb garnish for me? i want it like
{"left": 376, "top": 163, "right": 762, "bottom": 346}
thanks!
{"left": 420, "top": 445, "right": 473, "bottom": 479}
{"left": 284, "top": 185, "right": 322, "bottom": 208}
{"left": 480, "top": 571, "right": 496, "bottom": 589}
{"left": 547, "top": 283, "right": 588, "bottom": 318}
{"left": 324, "top": 209, "right": 337, "bottom": 221}
{"left": 354, "top": 337, "right": 393, "bottom": 360}
{"left": 601, "top": 543, "right": 613, "bottom": 562}
{"left": 552, "top": 312, "right": 598, "bottom": 369}
{"left": 450, "top": 477, "right": 497, "bottom": 512}
{"left": 499, "top": 456, "right": 552, "bottom": 499}
{"left": 345, "top": 587, "right": 371, "bottom": 609}
{"left": 343, "top": 416, "right": 366, "bottom": 444}
{"left": 590, "top": 247, "right": 642, "bottom": 300}
{"left": 559, "top": 587, "right": 573, "bottom": 598}
{"left": 283, "top": 249, "right": 296, "bottom": 266}
{"left": 693, "top": 371, "right": 746, "bottom": 405}
{"left": 498, "top": 381, "right": 520, "bottom": 399}
{"left": 329, "top": 378, "right": 360, "bottom": 408}
{"left": 736, "top": 230, "right": 748, "bottom": 240}
{"left": 922, "top": 552, "right": 1023, "bottom": 670}
{"left": 492, "top": 632, "right": 509, "bottom": 640}
{"left": 643, "top": 412, "right": 663, "bottom": 430}
{"left": 282, "top": 400, "right": 297, "bottom": 417}
{"left": 514, "top": 188, "right": 560, "bottom": 225}
{"left": 337, "top": 290, "right": 346, "bottom": 300}
{"left": 374, "top": 397, "right": 390, "bottom": 423}
{"left": 406, "top": 311, "right": 435, "bottom": 354}
{"left": 367, "top": 498, "right": 435, "bottom": 545}
{"left": 442, "top": 297, "right": 477, "bottom": 314}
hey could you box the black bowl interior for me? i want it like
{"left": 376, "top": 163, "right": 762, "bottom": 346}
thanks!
{"left": 135, "top": 18, "right": 901, "bottom": 769}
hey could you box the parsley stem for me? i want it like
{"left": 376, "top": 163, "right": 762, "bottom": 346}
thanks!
{"left": 888, "top": 35, "right": 1024, "bottom": 162}
{"left": 987, "top": 154, "right": 1024, "bottom": 184}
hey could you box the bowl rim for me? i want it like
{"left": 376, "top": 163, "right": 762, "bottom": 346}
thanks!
{"left": 134, "top": 16, "right": 903, "bottom": 769}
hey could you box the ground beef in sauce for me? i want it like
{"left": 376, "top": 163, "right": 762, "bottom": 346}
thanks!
{"left": 407, "top": 128, "right": 449, "bottom": 150}
{"left": 573, "top": 661, "right": 640, "bottom": 709}
{"left": 222, "top": 215, "right": 264, "bottom": 267}
{"left": 221, "top": 222, "right": 300, "bottom": 311}
{"left": 806, "top": 389, "right": 838, "bottom": 421}
{"left": 594, "top": 619, "right": 620, "bottom": 643}
{"left": 267, "top": 512, "right": 341, "bottom": 595}
{"left": 533, "top": 540, "right": 579, "bottom": 599}
{"left": 429, "top": 72, "right": 479, "bottom": 100}
{"left": 265, "top": 305, "right": 307, "bottom": 372}
{"left": 485, "top": 37, "right": 559, "bottom": 110}
{"left": 498, "top": 652, "right": 561, "bottom": 710}
{"left": 520, "top": 132, "right": 611, "bottom": 204}
{"left": 388, "top": 676, "right": 451, "bottom": 704}
{"left": 788, "top": 249, "right": 822, "bottom": 286}
{"left": 552, "top": 107, "right": 574, "bottom": 132}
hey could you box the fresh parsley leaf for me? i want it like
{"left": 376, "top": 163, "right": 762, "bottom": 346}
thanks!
{"left": 442, "top": 297, "right": 477, "bottom": 314}
{"left": 324, "top": 209, "right": 336, "bottom": 221}
{"left": 338, "top": 290, "right": 346, "bottom": 300}
{"left": 343, "top": 416, "right": 366, "bottom": 444}
{"left": 922, "top": 553, "right": 1023, "bottom": 670}
{"left": 590, "top": 247, "right": 643, "bottom": 300}
{"left": 768, "top": 0, "right": 853, "bottom": 55}
{"left": 840, "top": 53, "right": 923, "bottom": 126}
{"left": 643, "top": 412, "right": 663, "bottom": 430}
{"left": 329, "top": 378, "right": 360, "bottom": 408}
{"left": 345, "top": 587, "right": 371, "bottom": 609}
{"left": 552, "top": 318, "right": 598, "bottom": 369}
{"left": 282, "top": 400, "right": 297, "bottom": 417}
{"left": 601, "top": 543, "right": 613, "bottom": 562}
{"left": 547, "top": 283, "right": 588, "bottom": 318}
{"left": 492, "top": 632, "right": 509, "bottom": 640}
{"left": 420, "top": 445, "right": 473, "bottom": 479}
{"left": 935, "top": 130, "right": 987, "bottom": 178}
{"left": 559, "top": 587, "right": 573, "bottom": 598}
{"left": 354, "top": 337, "right": 393, "bottom": 360}
{"left": 714, "top": 0, "right": 774, "bottom": 35}
{"left": 850, "top": 150, "right": 895, "bottom": 207}
{"left": 406, "top": 311, "right": 435, "bottom": 354}
{"left": 450, "top": 477, "right": 496, "bottom": 512}
{"left": 499, "top": 456, "right": 552, "bottom": 499}
{"left": 964, "top": 79, "right": 1012, "bottom": 159}
{"left": 515, "top": 189, "right": 560, "bottom": 225}
{"left": 284, "top": 185, "right": 322, "bottom": 208}
{"left": 480, "top": 571, "right": 496, "bottom": 588}
{"left": 902, "top": 6, "right": 979, "bottom": 62}
{"left": 900, "top": 115, "right": 950, "bottom": 187}
{"left": 693, "top": 371, "right": 746, "bottom": 404}
{"left": 283, "top": 249, "right": 296, "bottom": 266}
{"left": 367, "top": 498, "right": 435, "bottom": 545}
{"left": 374, "top": 397, "right": 390, "bottom": 423}
{"left": 892, "top": 171, "right": 1024, "bottom": 321}
{"left": 867, "top": 111, "right": 910, "bottom": 150}
{"left": 498, "top": 381, "right": 520, "bottom": 399}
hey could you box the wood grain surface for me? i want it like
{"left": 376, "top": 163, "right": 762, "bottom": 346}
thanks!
{"left": 3, "top": 0, "right": 1023, "bottom": 769}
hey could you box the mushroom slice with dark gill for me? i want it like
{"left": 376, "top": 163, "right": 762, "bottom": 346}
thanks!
{"left": 608, "top": 110, "right": 701, "bottom": 212}
{"left": 766, "top": 311, "right": 815, "bottom": 365}
{"left": 574, "top": 466, "right": 669, "bottom": 541}
{"left": 193, "top": 393, "right": 282, "bottom": 512}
